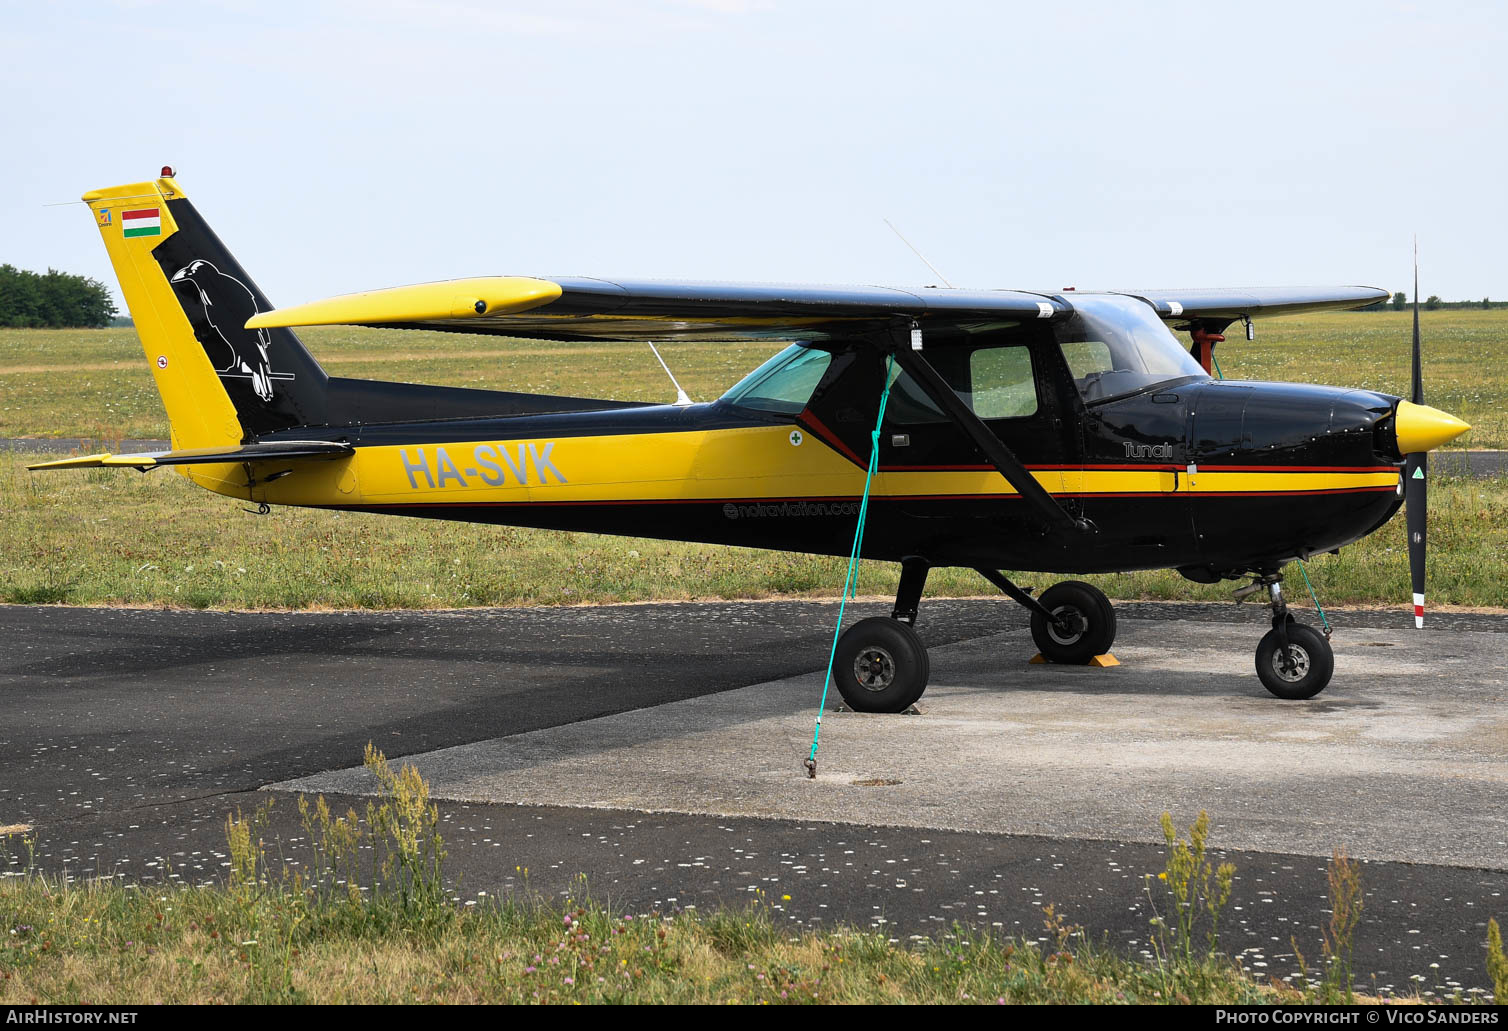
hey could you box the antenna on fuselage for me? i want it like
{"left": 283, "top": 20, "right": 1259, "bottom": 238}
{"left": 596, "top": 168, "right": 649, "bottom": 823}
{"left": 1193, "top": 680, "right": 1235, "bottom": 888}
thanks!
{"left": 883, "top": 218, "right": 954, "bottom": 288}
{"left": 648, "top": 341, "right": 694, "bottom": 406}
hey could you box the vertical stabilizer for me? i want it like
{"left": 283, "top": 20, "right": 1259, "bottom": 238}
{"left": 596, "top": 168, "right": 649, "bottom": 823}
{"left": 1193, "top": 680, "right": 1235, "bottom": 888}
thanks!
{"left": 82, "top": 175, "right": 329, "bottom": 448}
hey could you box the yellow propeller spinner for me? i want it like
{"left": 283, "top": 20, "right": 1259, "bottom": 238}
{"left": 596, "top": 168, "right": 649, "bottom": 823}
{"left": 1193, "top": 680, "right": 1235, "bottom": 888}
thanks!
{"left": 1394, "top": 400, "right": 1471, "bottom": 455}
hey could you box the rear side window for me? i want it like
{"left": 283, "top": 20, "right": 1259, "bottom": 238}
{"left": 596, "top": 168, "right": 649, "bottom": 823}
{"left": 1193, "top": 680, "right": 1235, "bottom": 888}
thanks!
{"left": 886, "top": 343, "right": 1038, "bottom": 423}
{"left": 966, "top": 346, "right": 1037, "bottom": 419}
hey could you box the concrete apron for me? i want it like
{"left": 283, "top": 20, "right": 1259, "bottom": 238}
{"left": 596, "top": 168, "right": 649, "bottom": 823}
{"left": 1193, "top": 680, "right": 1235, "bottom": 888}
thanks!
{"left": 275, "top": 617, "right": 1508, "bottom": 871}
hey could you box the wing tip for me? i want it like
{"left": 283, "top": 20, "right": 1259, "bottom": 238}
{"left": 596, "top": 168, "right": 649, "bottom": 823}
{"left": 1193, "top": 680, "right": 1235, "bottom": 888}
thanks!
{"left": 246, "top": 276, "right": 563, "bottom": 330}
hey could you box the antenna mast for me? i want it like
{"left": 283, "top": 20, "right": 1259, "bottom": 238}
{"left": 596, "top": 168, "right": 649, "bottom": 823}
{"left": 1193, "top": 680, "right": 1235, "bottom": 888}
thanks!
{"left": 648, "top": 342, "right": 693, "bottom": 406}
{"left": 883, "top": 218, "right": 954, "bottom": 288}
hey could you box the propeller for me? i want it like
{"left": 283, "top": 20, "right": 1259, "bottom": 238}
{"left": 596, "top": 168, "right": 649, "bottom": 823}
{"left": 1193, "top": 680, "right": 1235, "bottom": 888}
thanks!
{"left": 1405, "top": 255, "right": 1427, "bottom": 629}
{"left": 1397, "top": 244, "right": 1472, "bottom": 628}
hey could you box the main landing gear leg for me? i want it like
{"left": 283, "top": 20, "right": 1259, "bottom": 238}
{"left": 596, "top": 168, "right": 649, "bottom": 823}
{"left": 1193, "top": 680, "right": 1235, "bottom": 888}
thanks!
{"left": 891, "top": 556, "right": 929, "bottom": 625}
{"left": 1243, "top": 573, "right": 1335, "bottom": 700}
{"left": 832, "top": 557, "right": 932, "bottom": 714}
{"left": 976, "top": 569, "right": 1118, "bottom": 665}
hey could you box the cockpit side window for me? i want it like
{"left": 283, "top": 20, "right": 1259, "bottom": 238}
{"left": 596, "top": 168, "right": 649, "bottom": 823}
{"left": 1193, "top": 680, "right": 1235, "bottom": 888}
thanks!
{"left": 1059, "top": 339, "right": 1115, "bottom": 380}
{"left": 1054, "top": 295, "right": 1208, "bottom": 403}
{"left": 720, "top": 344, "right": 834, "bottom": 414}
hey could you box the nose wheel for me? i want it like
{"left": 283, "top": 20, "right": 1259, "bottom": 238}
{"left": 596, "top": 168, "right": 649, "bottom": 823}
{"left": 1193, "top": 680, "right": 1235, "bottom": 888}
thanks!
{"left": 1246, "top": 575, "right": 1335, "bottom": 700}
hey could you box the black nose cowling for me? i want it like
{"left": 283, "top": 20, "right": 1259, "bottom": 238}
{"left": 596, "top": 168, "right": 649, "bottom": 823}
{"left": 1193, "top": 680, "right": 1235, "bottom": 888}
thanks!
{"left": 1192, "top": 381, "right": 1399, "bottom": 468}
{"left": 1185, "top": 381, "right": 1404, "bottom": 575}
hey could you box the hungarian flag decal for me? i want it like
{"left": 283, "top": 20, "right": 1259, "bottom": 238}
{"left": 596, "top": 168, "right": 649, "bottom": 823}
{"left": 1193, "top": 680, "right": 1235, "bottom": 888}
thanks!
{"left": 121, "top": 208, "right": 161, "bottom": 238}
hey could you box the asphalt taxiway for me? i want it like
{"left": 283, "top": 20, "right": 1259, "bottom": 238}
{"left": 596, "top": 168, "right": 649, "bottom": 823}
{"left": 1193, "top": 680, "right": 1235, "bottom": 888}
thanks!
{"left": 2, "top": 600, "right": 1504, "bottom": 997}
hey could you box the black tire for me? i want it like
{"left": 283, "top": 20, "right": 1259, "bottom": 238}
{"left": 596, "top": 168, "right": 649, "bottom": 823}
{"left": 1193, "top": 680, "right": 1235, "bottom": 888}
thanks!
{"left": 832, "top": 616, "right": 930, "bottom": 713}
{"left": 1029, "top": 580, "right": 1117, "bottom": 664}
{"left": 1255, "top": 621, "right": 1334, "bottom": 700}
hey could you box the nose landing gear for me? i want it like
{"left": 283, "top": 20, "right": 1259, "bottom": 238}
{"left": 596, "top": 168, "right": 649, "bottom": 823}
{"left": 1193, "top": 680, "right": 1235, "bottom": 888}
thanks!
{"left": 1242, "top": 574, "right": 1335, "bottom": 699}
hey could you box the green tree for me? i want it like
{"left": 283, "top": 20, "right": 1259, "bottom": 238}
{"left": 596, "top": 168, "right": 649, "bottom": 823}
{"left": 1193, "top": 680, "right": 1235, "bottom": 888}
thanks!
{"left": 1391, "top": 291, "right": 1407, "bottom": 311}
{"left": 0, "top": 264, "right": 115, "bottom": 327}
{"left": 1425, "top": 295, "right": 1442, "bottom": 311}
{"left": 1484, "top": 298, "right": 1492, "bottom": 310}
{"left": 0, "top": 265, "right": 42, "bottom": 327}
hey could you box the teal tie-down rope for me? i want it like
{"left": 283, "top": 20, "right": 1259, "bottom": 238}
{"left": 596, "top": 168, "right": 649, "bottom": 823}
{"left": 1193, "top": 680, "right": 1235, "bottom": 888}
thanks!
{"left": 1296, "top": 559, "right": 1332, "bottom": 637}
{"left": 805, "top": 354, "right": 897, "bottom": 778}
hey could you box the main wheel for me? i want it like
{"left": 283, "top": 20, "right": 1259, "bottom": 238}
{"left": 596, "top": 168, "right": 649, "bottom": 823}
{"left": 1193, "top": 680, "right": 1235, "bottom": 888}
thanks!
{"left": 1029, "top": 580, "right": 1117, "bottom": 664}
{"left": 832, "top": 616, "right": 930, "bottom": 713}
{"left": 1255, "top": 621, "right": 1334, "bottom": 700}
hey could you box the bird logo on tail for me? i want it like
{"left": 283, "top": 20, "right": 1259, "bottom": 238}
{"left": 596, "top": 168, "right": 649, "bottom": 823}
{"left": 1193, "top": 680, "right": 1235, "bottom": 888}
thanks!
{"left": 169, "top": 259, "right": 284, "bottom": 402}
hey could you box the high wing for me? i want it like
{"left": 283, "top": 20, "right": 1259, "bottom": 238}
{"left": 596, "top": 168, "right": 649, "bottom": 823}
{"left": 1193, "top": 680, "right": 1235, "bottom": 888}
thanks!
{"left": 246, "top": 277, "right": 1390, "bottom": 343}
{"left": 1112, "top": 285, "right": 1390, "bottom": 323}
{"left": 247, "top": 277, "right": 1067, "bottom": 342}
{"left": 28, "top": 440, "right": 354, "bottom": 471}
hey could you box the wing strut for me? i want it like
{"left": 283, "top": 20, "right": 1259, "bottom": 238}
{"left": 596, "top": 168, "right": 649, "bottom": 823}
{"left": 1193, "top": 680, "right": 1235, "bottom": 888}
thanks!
{"left": 885, "top": 323, "right": 1093, "bottom": 536}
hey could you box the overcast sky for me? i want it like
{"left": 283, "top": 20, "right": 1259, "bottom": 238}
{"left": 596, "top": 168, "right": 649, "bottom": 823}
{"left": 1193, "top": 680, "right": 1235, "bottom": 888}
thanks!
{"left": 3, "top": 0, "right": 1503, "bottom": 309}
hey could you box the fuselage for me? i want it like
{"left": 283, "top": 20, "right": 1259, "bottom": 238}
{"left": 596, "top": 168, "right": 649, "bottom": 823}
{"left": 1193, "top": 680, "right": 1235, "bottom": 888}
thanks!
{"left": 241, "top": 371, "right": 1404, "bottom": 581}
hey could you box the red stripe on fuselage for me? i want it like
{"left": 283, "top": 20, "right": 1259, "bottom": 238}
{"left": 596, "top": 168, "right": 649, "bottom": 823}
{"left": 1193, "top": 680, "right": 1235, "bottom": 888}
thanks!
{"left": 878, "top": 462, "right": 1398, "bottom": 474}
{"left": 795, "top": 409, "right": 865, "bottom": 465}
{"left": 339, "top": 483, "right": 1396, "bottom": 512}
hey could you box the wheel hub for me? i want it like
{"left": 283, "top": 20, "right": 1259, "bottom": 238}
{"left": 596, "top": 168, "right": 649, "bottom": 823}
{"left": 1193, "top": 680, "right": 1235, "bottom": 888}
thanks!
{"left": 853, "top": 645, "right": 897, "bottom": 692}
{"left": 1046, "top": 605, "right": 1086, "bottom": 645}
{"left": 1272, "top": 644, "right": 1311, "bottom": 682}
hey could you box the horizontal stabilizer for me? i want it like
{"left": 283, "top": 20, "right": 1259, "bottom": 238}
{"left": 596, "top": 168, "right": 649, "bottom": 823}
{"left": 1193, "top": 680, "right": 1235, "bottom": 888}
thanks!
{"left": 245, "top": 277, "right": 563, "bottom": 330}
{"left": 28, "top": 440, "right": 354, "bottom": 471}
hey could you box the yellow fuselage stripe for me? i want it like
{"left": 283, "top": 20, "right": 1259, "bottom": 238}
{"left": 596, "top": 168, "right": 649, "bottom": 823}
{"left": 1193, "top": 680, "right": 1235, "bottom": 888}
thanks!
{"left": 242, "top": 424, "right": 1398, "bottom": 509}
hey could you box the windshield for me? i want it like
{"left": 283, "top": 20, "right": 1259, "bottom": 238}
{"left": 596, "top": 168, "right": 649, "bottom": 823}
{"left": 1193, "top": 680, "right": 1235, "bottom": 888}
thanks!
{"left": 720, "top": 344, "right": 833, "bottom": 414}
{"left": 1055, "top": 295, "right": 1208, "bottom": 402}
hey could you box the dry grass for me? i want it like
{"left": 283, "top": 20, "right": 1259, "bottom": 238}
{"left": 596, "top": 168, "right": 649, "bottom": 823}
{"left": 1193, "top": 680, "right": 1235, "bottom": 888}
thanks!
{"left": 0, "top": 890, "right": 1277, "bottom": 1005}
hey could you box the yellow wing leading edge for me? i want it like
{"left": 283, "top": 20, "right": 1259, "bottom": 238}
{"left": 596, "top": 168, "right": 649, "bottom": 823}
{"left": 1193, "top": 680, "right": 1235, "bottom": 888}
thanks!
{"left": 245, "top": 277, "right": 563, "bottom": 330}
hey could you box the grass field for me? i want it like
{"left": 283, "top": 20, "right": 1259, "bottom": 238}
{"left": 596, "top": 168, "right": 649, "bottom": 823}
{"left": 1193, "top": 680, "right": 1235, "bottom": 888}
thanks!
{"left": 1, "top": 309, "right": 1503, "bottom": 446}
{"left": 1, "top": 311, "right": 1504, "bottom": 611}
